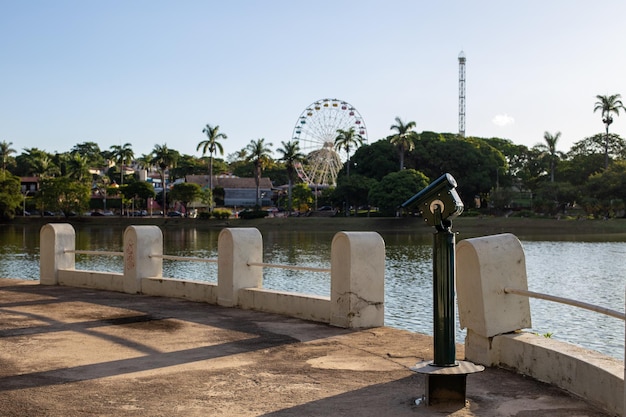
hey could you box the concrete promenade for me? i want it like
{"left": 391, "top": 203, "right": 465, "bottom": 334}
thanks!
{"left": 0, "top": 278, "right": 612, "bottom": 417}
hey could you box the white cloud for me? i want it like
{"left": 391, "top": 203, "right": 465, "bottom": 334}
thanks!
{"left": 492, "top": 114, "right": 515, "bottom": 127}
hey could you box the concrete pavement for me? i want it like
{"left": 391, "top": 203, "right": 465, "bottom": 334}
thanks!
{"left": 0, "top": 278, "right": 613, "bottom": 416}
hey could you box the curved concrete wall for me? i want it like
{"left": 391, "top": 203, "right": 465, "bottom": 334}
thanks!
{"left": 39, "top": 224, "right": 384, "bottom": 329}
{"left": 457, "top": 233, "right": 624, "bottom": 416}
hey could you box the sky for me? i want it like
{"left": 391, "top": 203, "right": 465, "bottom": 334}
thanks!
{"left": 2, "top": 0, "right": 626, "bottom": 160}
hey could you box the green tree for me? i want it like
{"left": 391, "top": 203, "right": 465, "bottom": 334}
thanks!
{"left": 481, "top": 138, "right": 530, "bottom": 180}
{"left": 568, "top": 133, "right": 626, "bottom": 160}
{"left": 231, "top": 161, "right": 254, "bottom": 178}
{"left": 409, "top": 134, "right": 506, "bottom": 204}
{"left": 197, "top": 124, "right": 227, "bottom": 194}
{"left": 227, "top": 148, "right": 248, "bottom": 163}
{"left": 151, "top": 144, "right": 178, "bottom": 216}
{"left": 350, "top": 140, "right": 398, "bottom": 181}
{"left": 561, "top": 133, "right": 626, "bottom": 185}
{"left": 332, "top": 174, "right": 376, "bottom": 216}
{"left": 38, "top": 177, "right": 90, "bottom": 217}
{"left": 276, "top": 140, "right": 304, "bottom": 211}
{"left": 260, "top": 164, "right": 287, "bottom": 186}
{"left": 121, "top": 180, "right": 156, "bottom": 210}
{"left": 557, "top": 153, "right": 604, "bottom": 186}
{"left": 136, "top": 153, "right": 154, "bottom": 172}
{"left": 594, "top": 94, "right": 625, "bottom": 168}
{"left": 292, "top": 182, "right": 313, "bottom": 212}
{"left": 536, "top": 131, "right": 562, "bottom": 182}
{"left": 0, "top": 141, "right": 16, "bottom": 177}
{"left": 67, "top": 153, "right": 90, "bottom": 182}
{"left": 584, "top": 161, "right": 626, "bottom": 217}
{"left": 53, "top": 152, "right": 71, "bottom": 178}
{"left": 226, "top": 148, "right": 249, "bottom": 176}
{"left": 389, "top": 116, "right": 418, "bottom": 170}
{"left": 200, "top": 187, "right": 214, "bottom": 210}
{"left": 169, "top": 182, "right": 203, "bottom": 215}
{"left": 212, "top": 186, "right": 224, "bottom": 206}
{"left": 170, "top": 154, "right": 206, "bottom": 178}
{"left": 110, "top": 143, "right": 134, "bottom": 186}
{"left": 533, "top": 181, "right": 579, "bottom": 216}
{"left": 17, "top": 148, "right": 58, "bottom": 177}
{"left": 334, "top": 127, "right": 364, "bottom": 177}
{"left": 515, "top": 146, "right": 550, "bottom": 193}
{"left": 0, "top": 172, "right": 22, "bottom": 219}
{"left": 211, "top": 158, "right": 229, "bottom": 176}
{"left": 245, "top": 138, "right": 273, "bottom": 207}
{"left": 71, "top": 141, "right": 104, "bottom": 167}
{"left": 369, "top": 169, "right": 430, "bottom": 216}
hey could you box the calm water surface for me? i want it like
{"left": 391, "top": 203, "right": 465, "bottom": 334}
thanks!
{"left": 1, "top": 224, "right": 624, "bottom": 360}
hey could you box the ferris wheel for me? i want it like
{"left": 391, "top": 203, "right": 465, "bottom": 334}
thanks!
{"left": 292, "top": 98, "right": 368, "bottom": 187}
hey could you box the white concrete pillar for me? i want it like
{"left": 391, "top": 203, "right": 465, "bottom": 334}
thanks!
{"left": 40, "top": 223, "right": 76, "bottom": 285}
{"left": 123, "top": 225, "right": 162, "bottom": 294}
{"left": 330, "top": 231, "right": 385, "bottom": 328}
{"left": 217, "top": 228, "right": 263, "bottom": 307}
{"left": 456, "top": 233, "right": 532, "bottom": 365}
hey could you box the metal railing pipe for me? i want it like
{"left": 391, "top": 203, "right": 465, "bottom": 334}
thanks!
{"left": 150, "top": 254, "right": 218, "bottom": 263}
{"left": 65, "top": 250, "right": 124, "bottom": 257}
{"left": 504, "top": 287, "right": 625, "bottom": 321}
{"left": 247, "top": 261, "right": 330, "bottom": 273}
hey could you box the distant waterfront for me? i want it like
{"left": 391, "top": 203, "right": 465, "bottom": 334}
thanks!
{"left": 10, "top": 214, "right": 626, "bottom": 239}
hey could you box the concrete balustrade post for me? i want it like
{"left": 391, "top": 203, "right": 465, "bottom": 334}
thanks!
{"left": 123, "top": 226, "right": 163, "bottom": 294}
{"left": 330, "top": 231, "right": 385, "bottom": 328}
{"left": 456, "top": 233, "right": 531, "bottom": 365}
{"left": 40, "top": 223, "right": 76, "bottom": 285}
{"left": 217, "top": 228, "right": 263, "bottom": 307}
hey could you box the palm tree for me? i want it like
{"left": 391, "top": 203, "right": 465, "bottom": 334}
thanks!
{"left": 389, "top": 117, "right": 417, "bottom": 170}
{"left": 22, "top": 148, "right": 58, "bottom": 178}
{"left": 539, "top": 131, "right": 561, "bottom": 182}
{"left": 0, "top": 141, "right": 16, "bottom": 178}
{"left": 135, "top": 153, "right": 154, "bottom": 172}
{"left": 151, "top": 144, "right": 178, "bottom": 216}
{"left": 71, "top": 141, "right": 104, "bottom": 167}
{"left": 334, "top": 127, "right": 363, "bottom": 177}
{"left": 197, "top": 124, "right": 227, "bottom": 193}
{"left": 227, "top": 148, "right": 248, "bottom": 163}
{"left": 67, "top": 153, "right": 90, "bottom": 182}
{"left": 245, "top": 138, "right": 273, "bottom": 207}
{"left": 110, "top": 143, "right": 134, "bottom": 186}
{"left": 276, "top": 140, "right": 304, "bottom": 212}
{"left": 594, "top": 94, "right": 625, "bottom": 169}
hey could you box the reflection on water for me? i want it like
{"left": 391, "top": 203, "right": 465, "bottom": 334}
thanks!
{"left": 0, "top": 225, "right": 40, "bottom": 280}
{"left": 1, "top": 224, "right": 624, "bottom": 360}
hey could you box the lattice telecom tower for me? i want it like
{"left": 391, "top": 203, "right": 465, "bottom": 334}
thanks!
{"left": 458, "top": 51, "right": 466, "bottom": 137}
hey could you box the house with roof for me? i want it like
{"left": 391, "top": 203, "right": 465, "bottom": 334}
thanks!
{"left": 185, "top": 174, "right": 274, "bottom": 207}
{"left": 20, "top": 177, "right": 40, "bottom": 196}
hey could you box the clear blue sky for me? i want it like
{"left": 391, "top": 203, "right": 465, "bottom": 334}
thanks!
{"left": 2, "top": 0, "right": 625, "bottom": 159}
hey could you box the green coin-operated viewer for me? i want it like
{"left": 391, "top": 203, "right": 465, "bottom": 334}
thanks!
{"left": 401, "top": 173, "right": 483, "bottom": 406}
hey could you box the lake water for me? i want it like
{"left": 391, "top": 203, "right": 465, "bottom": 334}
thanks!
{"left": 1, "top": 223, "right": 624, "bottom": 360}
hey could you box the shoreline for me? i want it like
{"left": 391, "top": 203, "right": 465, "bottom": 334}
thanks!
{"left": 8, "top": 215, "right": 626, "bottom": 240}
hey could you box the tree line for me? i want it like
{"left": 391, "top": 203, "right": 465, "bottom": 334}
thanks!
{"left": 0, "top": 93, "right": 624, "bottom": 219}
